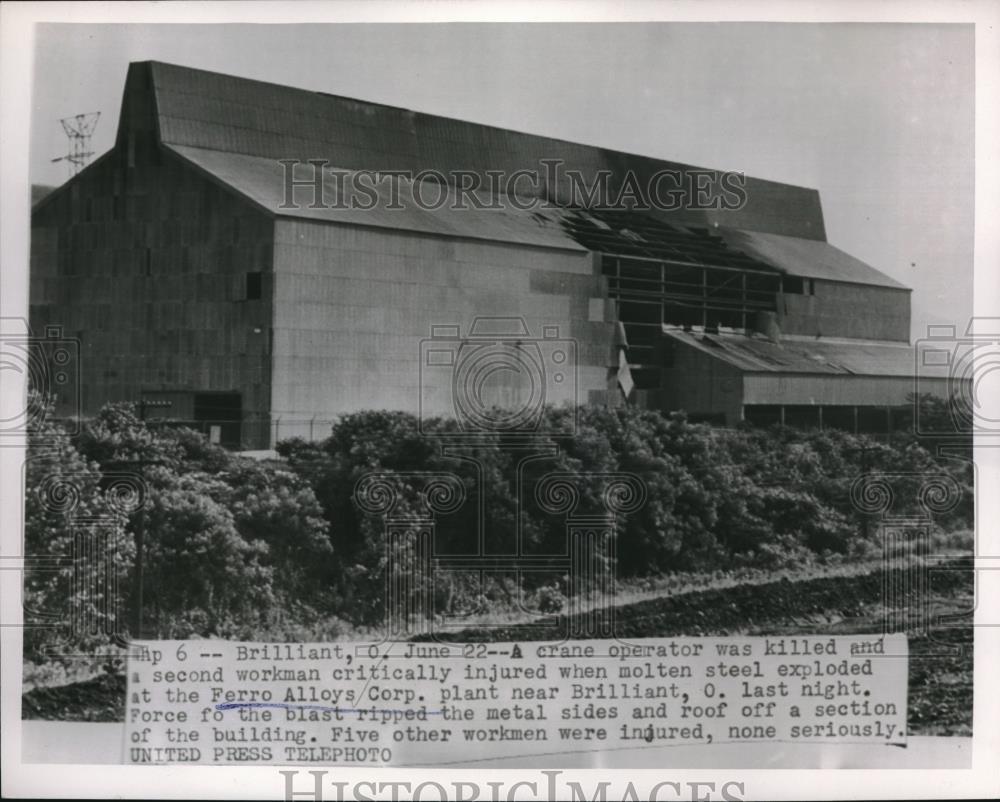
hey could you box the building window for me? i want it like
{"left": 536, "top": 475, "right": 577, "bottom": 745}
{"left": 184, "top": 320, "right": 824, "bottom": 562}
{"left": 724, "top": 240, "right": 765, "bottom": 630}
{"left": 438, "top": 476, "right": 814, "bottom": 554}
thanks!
{"left": 822, "top": 406, "right": 855, "bottom": 432}
{"left": 245, "top": 271, "right": 263, "bottom": 300}
{"left": 782, "top": 276, "right": 804, "bottom": 294}
{"left": 744, "top": 405, "right": 783, "bottom": 427}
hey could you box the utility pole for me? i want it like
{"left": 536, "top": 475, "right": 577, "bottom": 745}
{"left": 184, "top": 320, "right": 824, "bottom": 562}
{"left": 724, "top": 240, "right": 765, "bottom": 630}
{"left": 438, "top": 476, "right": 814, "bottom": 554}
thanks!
{"left": 104, "top": 399, "right": 171, "bottom": 640}
{"left": 848, "top": 441, "right": 880, "bottom": 541}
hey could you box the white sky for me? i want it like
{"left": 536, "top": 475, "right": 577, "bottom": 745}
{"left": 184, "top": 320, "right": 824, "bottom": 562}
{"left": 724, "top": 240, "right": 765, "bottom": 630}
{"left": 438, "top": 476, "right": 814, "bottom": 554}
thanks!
{"left": 30, "top": 22, "right": 974, "bottom": 339}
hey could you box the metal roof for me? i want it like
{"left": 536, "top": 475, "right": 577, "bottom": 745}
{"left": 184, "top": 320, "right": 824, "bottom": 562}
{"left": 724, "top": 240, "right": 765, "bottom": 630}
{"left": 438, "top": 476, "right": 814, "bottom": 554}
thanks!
{"left": 168, "top": 145, "right": 587, "bottom": 251}
{"left": 171, "top": 143, "right": 909, "bottom": 289}
{"left": 55, "top": 61, "right": 907, "bottom": 291}
{"left": 172, "top": 144, "right": 904, "bottom": 290}
{"left": 144, "top": 61, "right": 827, "bottom": 241}
{"left": 716, "top": 228, "right": 909, "bottom": 290}
{"left": 661, "top": 328, "right": 944, "bottom": 378}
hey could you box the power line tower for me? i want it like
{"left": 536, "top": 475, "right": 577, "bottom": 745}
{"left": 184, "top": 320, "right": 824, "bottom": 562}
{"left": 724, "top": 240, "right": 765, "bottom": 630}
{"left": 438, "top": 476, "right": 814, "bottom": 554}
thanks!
{"left": 51, "top": 112, "right": 101, "bottom": 176}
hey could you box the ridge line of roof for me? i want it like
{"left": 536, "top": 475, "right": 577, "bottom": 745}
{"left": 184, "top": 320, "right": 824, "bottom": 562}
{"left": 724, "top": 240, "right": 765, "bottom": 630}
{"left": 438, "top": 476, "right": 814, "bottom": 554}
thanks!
{"left": 145, "top": 60, "right": 822, "bottom": 197}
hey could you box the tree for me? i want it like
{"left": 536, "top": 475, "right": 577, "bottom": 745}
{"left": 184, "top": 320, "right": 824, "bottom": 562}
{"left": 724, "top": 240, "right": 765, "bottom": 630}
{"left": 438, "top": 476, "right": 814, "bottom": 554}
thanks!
{"left": 23, "top": 397, "right": 135, "bottom": 662}
{"left": 215, "top": 460, "right": 333, "bottom": 620}
{"left": 141, "top": 468, "right": 274, "bottom": 638}
{"left": 72, "top": 403, "right": 334, "bottom": 637}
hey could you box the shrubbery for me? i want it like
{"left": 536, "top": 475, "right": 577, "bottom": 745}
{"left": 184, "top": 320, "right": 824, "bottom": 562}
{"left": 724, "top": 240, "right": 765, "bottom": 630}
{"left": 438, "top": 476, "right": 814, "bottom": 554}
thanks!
{"left": 25, "top": 401, "right": 333, "bottom": 660}
{"left": 279, "top": 401, "right": 973, "bottom": 624}
{"left": 24, "top": 396, "right": 973, "bottom": 656}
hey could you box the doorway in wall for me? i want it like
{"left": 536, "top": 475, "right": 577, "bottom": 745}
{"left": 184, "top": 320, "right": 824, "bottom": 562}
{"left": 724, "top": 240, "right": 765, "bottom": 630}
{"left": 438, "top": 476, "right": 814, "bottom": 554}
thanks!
{"left": 193, "top": 392, "right": 242, "bottom": 448}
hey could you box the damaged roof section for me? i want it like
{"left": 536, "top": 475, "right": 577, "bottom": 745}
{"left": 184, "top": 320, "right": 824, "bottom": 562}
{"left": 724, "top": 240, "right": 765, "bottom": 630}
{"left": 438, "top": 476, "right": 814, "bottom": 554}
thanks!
{"left": 560, "top": 209, "right": 906, "bottom": 290}
{"left": 560, "top": 209, "right": 779, "bottom": 273}
{"left": 166, "top": 141, "right": 908, "bottom": 291}
{"left": 84, "top": 61, "right": 907, "bottom": 291}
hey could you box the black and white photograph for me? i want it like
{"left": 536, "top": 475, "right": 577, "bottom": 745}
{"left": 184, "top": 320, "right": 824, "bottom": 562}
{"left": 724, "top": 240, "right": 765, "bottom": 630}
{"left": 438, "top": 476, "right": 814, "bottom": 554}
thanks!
{"left": 2, "top": 2, "right": 998, "bottom": 799}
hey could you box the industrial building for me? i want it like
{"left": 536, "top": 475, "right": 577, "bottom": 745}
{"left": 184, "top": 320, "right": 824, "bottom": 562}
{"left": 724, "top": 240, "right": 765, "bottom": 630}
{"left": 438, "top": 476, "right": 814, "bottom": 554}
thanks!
{"left": 30, "top": 61, "right": 954, "bottom": 448}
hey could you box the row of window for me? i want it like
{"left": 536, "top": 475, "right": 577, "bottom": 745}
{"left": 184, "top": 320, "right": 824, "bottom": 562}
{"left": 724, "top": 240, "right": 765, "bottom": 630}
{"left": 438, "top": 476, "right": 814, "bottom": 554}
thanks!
{"left": 744, "top": 404, "right": 910, "bottom": 433}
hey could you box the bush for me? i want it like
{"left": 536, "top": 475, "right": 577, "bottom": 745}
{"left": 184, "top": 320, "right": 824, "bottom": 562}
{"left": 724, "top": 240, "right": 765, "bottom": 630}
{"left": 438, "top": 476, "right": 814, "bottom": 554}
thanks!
{"left": 23, "top": 398, "right": 135, "bottom": 664}
{"left": 24, "top": 399, "right": 973, "bottom": 644}
{"left": 535, "top": 583, "right": 566, "bottom": 614}
{"left": 28, "top": 403, "right": 336, "bottom": 643}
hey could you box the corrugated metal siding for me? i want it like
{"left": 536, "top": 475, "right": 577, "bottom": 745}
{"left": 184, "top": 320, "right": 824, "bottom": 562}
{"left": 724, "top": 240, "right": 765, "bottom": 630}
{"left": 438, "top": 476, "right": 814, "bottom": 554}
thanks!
{"left": 778, "top": 280, "right": 910, "bottom": 342}
{"left": 30, "top": 134, "right": 275, "bottom": 446}
{"left": 269, "top": 219, "right": 612, "bottom": 438}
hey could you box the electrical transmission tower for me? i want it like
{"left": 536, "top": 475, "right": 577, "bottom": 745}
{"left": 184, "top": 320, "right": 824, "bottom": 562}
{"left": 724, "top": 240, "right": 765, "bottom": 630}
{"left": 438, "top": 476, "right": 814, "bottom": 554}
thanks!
{"left": 51, "top": 112, "right": 101, "bottom": 176}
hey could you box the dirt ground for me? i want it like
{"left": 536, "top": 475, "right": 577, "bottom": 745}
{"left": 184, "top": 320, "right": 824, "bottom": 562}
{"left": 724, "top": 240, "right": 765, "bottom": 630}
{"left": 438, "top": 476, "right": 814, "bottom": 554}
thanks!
{"left": 22, "top": 560, "right": 973, "bottom": 736}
